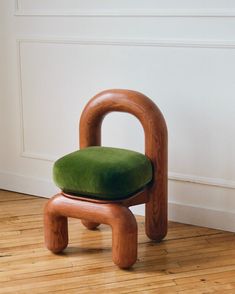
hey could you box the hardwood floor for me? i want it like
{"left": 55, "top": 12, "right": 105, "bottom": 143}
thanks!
{"left": 0, "top": 190, "right": 235, "bottom": 293}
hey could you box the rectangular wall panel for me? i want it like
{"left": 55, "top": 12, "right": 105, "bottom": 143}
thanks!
{"left": 16, "top": 0, "right": 235, "bottom": 16}
{"left": 1, "top": 0, "right": 235, "bottom": 231}
{"left": 19, "top": 39, "right": 235, "bottom": 183}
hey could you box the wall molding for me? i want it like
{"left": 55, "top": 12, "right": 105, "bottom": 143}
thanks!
{"left": 1, "top": 170, "right": 234, "bottom": 232}
{"left": 17, "top": 37, "right": 235, "bottom": 49}
{"left": 14, "top": 0, "right": 235, "bottom": 17}
{"left": 14, "top": 9, "right": 235, "bottom": 18}
{"left": 17, "top": 37, "right": 235, "bottom": 191}
{"left": 169, "top": 172, "right": 235, "bottom": 190}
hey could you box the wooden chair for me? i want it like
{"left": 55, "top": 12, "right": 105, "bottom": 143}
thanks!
{"left": 44, "top": 89, "right": 168, "bottom": 269}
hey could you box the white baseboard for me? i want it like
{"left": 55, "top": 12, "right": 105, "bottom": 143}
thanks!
{"left": 168, "top": 202, "right": 235, "bottom": 232}
{"left": 0, "top": 170, "right": 57, "bottom": 198}
{"left": 1, "top": 170, "right": 235, "bottom": 232}
{"left": 131, "top": 203, "right": 235, "bottom": 232}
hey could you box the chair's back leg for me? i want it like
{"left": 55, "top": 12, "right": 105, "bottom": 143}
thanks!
{"left": 145, "top": 192, "right": 168, "bottom": 242}
{"left": 79, "top": 89, "right": 168, "bottom": 243}
{"left": 81, "top": 219, "right": 100, "bottom": 230}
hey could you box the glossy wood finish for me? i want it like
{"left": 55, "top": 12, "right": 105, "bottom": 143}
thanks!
{"left": 79, "top": 89, "right": 168, "bottom": 241}
{"left": 62, "top": 189, "right": 149, "bottom": 207}
{"left": 3, "top": 191, "right": 235, "bottom": 293}
{"left": 81, "top": 219, "right": 100, "bottom": 230}
{"left": 45, "top": 194, "right": 137, "bottom": 269}
{"left": 44, "top": 89, "right": 168, "bottom": 268}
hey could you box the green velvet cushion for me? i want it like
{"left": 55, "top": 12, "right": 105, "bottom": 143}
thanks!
{"left": 53, "top": 146, "right": 152, "bottom": 200}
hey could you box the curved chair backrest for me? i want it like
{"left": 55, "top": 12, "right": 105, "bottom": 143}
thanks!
{"left": 79, "top": 89, "right": 168, "bottom": 238}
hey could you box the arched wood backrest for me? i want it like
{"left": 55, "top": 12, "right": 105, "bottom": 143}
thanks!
{"left": 79, "top": 89, "right": 168, "bottom": 239}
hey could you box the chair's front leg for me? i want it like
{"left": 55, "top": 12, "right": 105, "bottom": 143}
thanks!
{"left": 44, "top": 194, "right": 137, "bottom": 268}
{"left": 110, "top": 207, "right": 137, "bottom": 269}
{"left": 44, "top": 197, "right": 68, "bottom": 253}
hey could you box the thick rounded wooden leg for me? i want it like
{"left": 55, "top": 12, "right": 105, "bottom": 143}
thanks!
{"left": 81, "top": 219, "right": 100, "bottom": 230}
{"left": 145, "top": 192, "right": 168, "bottom": 242}
{"left": 44, "top": 198, "right": 68, "bottom": 253}
{"left": 44, "top": 194, "right": 138, "bottom": 268}
{"left": 145, "top": 129, "right": 168, "bottom": 242}
{"left": 111, "top": 208, "right": 137, "bottom": 269}
{"left": 79, "top": 89, "right": 168, "bottom": 243}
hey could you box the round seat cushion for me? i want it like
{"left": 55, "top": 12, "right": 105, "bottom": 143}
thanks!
{"left": 53, "top": 146, "right": 153, "bottom": 200}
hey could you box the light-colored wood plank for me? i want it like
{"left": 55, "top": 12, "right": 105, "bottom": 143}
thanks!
{"left": 0, "top": 190, "right": 235, "bottom": 293}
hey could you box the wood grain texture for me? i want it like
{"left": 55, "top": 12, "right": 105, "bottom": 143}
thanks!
{"left": 79, "top": 89, "right": 168, "bottom": 241}
{"left": 44, "top": 193, "right": 137, "bottom": 268}
{"left": 45, "top": 89, "right": 167, "bottom": 268}
{"left": 1, "top": 191, "right": 235, "bottom": 293}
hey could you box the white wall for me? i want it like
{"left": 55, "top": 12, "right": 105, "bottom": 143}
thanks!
{"left": 0, "top": 2, "right": 6, "bottom": 172}
{"left": 0, "top": 0, "right": 235, "bottom": 232}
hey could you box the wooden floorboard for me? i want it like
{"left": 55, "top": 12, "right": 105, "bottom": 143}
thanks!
{"left": 0, "top": 189, "right": 235, "bottom": 293}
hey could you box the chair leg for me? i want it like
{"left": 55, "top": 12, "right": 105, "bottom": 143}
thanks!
{"left": 81, "top": 219, "right": 100, "bottom": 230}
{"left": 44, "top": 194, "right": 137, "bottom": 268}
{"left": 145, "top": 192, "right": 168, "bottom": 242}
{"left": 111, "top": 209, "right": 137, "bottom": 269}
{"left": 44, "top": 198, "right": 68, "bottom": 253}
